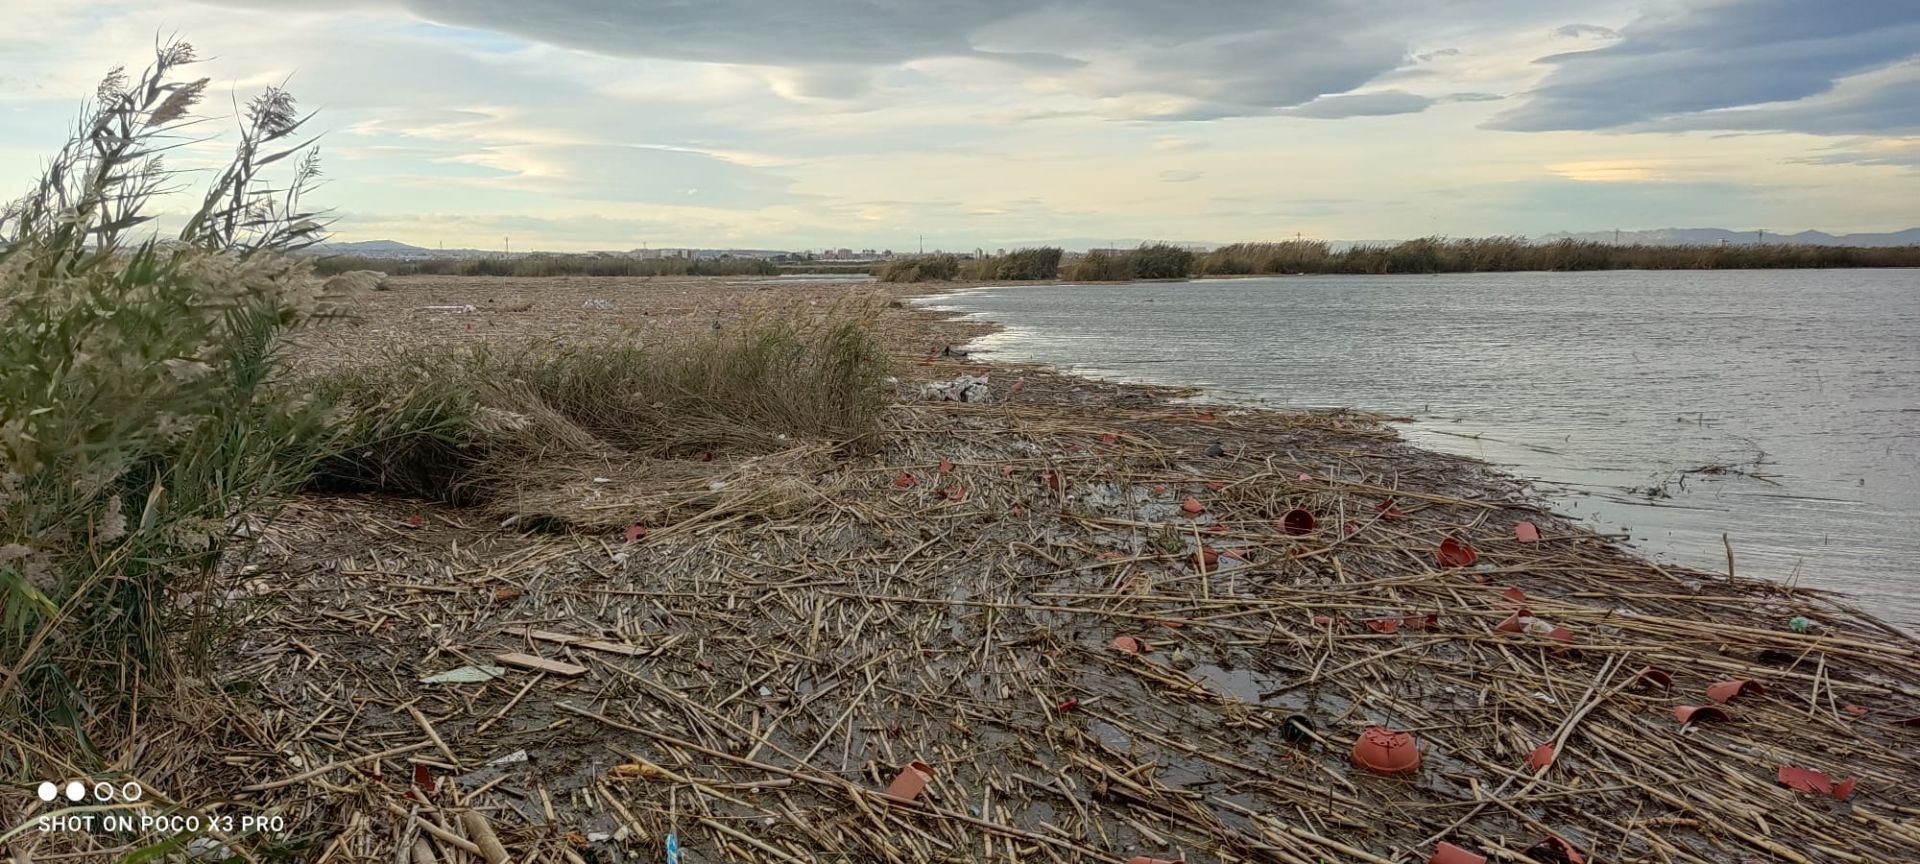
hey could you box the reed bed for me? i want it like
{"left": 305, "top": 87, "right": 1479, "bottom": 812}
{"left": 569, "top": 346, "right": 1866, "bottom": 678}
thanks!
{"left": 18, "top": 278, "right": 1913, "bottom": 862}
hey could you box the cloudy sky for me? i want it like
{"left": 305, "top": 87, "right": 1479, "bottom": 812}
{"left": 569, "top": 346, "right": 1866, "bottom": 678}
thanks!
{"left": 2, "top": 0, "right": 1915, "bottom": 251}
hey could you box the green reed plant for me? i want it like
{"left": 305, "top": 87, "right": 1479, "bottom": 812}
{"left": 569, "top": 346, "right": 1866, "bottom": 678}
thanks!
{"left": 0, "top": 39, "right": 332, "bottom": 745}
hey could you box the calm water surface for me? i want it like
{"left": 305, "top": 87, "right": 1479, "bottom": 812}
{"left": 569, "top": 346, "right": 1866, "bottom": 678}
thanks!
{"left": 920, "top": 271, "right": 1920, "bottom": 629}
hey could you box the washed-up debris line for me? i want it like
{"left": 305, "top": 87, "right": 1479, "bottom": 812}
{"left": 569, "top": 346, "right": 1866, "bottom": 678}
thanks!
{"left": 29, "top": 276, "right": 1918, "bottom": 864}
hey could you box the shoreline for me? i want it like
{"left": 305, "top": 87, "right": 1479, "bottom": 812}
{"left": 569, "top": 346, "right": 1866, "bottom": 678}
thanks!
{"left": 30, "top": 275, "right": 1916, "bottom": 863}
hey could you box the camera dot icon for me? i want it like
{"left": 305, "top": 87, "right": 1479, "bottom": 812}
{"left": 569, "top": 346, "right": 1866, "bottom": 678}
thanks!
{"left": 37, "top": 781, "right": 57, "bottom": 802}
{"left": 65, "top": 781, "right": 86, "bottom": 802}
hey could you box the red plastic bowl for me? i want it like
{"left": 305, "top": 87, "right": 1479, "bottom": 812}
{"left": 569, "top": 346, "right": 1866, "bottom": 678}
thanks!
{"left": 1351, "top": 726, "right": 1421, "bottom": 775}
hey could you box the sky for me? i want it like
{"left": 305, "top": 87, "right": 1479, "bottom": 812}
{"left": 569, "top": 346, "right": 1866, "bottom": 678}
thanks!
{"left": 1, "top": 0, "right": 1916, "bottom": 252}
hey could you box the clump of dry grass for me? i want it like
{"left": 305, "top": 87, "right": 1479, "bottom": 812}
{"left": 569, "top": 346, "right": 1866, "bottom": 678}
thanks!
{"left": 310, "top": 314, "right": 891, "bottom": 524}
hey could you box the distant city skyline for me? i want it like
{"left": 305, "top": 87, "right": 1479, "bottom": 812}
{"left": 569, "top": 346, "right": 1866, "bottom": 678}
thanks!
{"left": 3, "top": 1, "right": 1917, "bottom": 251}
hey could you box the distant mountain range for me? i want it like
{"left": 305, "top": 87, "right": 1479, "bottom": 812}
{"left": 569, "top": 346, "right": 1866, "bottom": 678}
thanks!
{"left": 1537, "top": 227, "right": 1920, "bottom": 247}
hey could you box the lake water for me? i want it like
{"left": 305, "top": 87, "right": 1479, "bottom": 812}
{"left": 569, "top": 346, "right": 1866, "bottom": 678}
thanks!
{"left": 920, "top": 271, "right": 1920, "bottom": 629}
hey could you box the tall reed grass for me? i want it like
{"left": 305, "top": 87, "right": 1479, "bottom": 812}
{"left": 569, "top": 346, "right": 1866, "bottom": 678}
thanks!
{"left": 1, "top": 41, "right": 334, "bottom": 743}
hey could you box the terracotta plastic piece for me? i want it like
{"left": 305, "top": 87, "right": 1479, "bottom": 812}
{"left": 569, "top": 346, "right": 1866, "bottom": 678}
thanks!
{"left": 941, "top": 484, "right": 967, "bottom": 501}
{"left": 884, "top": 760, "right": 935, "bottom": 802}
{"left": 1056, "top": 698, "right": 1080, "bottom": 713}
{"left": 1180, "top": 497, "right": 1205, "bottom": 514}
{"left": 1311, "top": 614, "right": 1341, "bottom": 627}
{"left": 1496, "top": 608, "right": 1532, "bottom": 633}
{"left": 1375, "top": 497, "right": 1402, "bottom": 519}
{"left": 938, "top": 458, "right": 954, "bottom": 473}
{"left": 623, "top": 524, "right": 648, "bottom": 543}
{"left": 893, "top": 472, "right": 916, "bottom": 488}
{"left": 1351, "top": 727, "right": 1421, "bottom": 775}
{"left": 1196, "top": 411, "right": 1216, "bottom": 421}
{"left": 1366, "top": 618, "right": 1401, "bottom": 634}
{"left": 1100, "top": 432, "right": 1119, "bottom": 444}
{"left": 1281, "top": 509, "right": 1316, "bottom": 536}
{"left": 1043, "top": 472, "right": 1063, "bottom": 491}
{"left": 1522, "top": 835, "right": 1584, "bottom": 864}
{"left": 1429, "top": 842, "right": 1487, "bottom": 864}
{"left": 1841, "top": 703, "right": 1868, "bottom": 716}
{"left": 1674, "top": 705, "right": 1729, "bottom": 725}
{"left": 1515, "top": 521, "right": 1541, "bottom": 542}
{"left": 1110, "top": 635, "right": 1150, "bottom": 654}
{"left": 1778, "top": 765, "right": 1858, "bottom": 800}
{"left": 1637, "top": 666, "right": 1674, "bottom": 689}
{"left": 404, "top": 514, "right": 424, "bottom": 527}
{"left": 1501, "top": 587, "right": 1528, "bottom": 603}
{"left": 1297, "top": 472, "right": 1314, "bottom": 481}
{"left": 1546, "top": 626, "right": 1575, "bottom": 644}
{"left": 1194, "top": 547, "right": 1220, "bottom": 569}
{"left": 1437, "top": 537, "right": 1477, "bottom": 568}
{"left": 1705, "top": 679, "right": 1765, "bottom": 704}
{"left": 1525, "top": 742, "right": 1555, "bottom": 770}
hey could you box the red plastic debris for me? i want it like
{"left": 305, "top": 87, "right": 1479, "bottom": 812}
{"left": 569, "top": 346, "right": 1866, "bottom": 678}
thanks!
{"left": 1194, "top": 546, "right": 1220, "bottom": 569}
{"left": 1436, "top": 537, "right": 1477, "bottom": 568}
{"left": 1010, "top": 379, "right": 1024, "bottom": 392}
{"left": 1196, "top": 411, "right": 1216, "bottom": 421}
{"left": 1546, "top": 626, "right": 1575, "bottom": 644}
{"left": 941, "top": 484, "right": 968, "bottom": 501}
{"left": 1204, "top": 481, "right": 1225, "bottom": 492}
{"left": 1000, "top": 465, "right": 1015, "bottom": 477}
{"left": 894, "top": 472, "right": 917, "bottom": 488}
{"left": 1638, "top": 666, "right": 1674, "bottom": 689}
{"left": 1152, "top": 484, "right": 1168, "bottom": 495}
{"left": 1311, "top": 614, "right": 1341, "bottom": 627}
{"left": 1705, "top": 679, "right": 1766, "bottom": 704}
{"left": 1351, "top": 727, "right": 1421, "bottom": 775}
{"left": 1110, "top": 635, "right": 1151, "bottom": 654}
{"left": 698, "top": 450, "right": 715, "bottom": 462}
{"left": 1280, "top": 509, "right": 1316, "bottom": 536}
{"left": 1056, "top": 698, "right": 1080, "bottom": 713}
{"left": 1180, "top": 497, "right": 1205, "bottom": 514}
{"left": 1674, "top": 705, "right": 1730, "bottom": 725}
{"left": 1366, "top": 618, "right": 1401, "bottom": 635}
{"left": 1496, "top": 608, "right": 1532, "bottom": 633}
{"left": 1522, "top": 835, "right": 1585, "bottom": 864}
{"left": 1100, "top": 432, "right": 1119, "bottom": 444}
{"left": 1042, "top": 472, "right": 1063, "bottom": 491}
{"left": 623, "top": 524, "right": 648, "bottom": 543}
{"left": 884, "top": 760, "right": 935, "bottom": 802}
{"left": 1515, "top": 521, "right": 1541, "bottom": 542}
{"left": 412, "top": 763, "right": 435, "bottom": 795}
{"left": 938, "top": 458, "right": 954, "bottom": 474}
{"left": 1777, "top": 765, "right": 1857, "bottom": 800}
{"left": 1429, "top": 842, "right": 1487, "bottom": 864}
{"left": 1841, "top": 703, "right": 1868, "bottom": 716}
{"left": 1501, "top": 586, "right": 1528, "bottom": 603}
{"left": 404, "top": 514, "right": 424, "bottom": 527}
{"left": 1297, "top": 472, "right": 1314, "bottom": 482}
{"left": 1525, "top": 742, "right": 1556, "bottom": 770}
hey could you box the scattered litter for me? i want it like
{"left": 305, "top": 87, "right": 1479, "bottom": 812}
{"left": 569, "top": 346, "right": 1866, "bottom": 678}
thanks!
{"left": 582, "top": 298, "right": 615, "bottom": 310}
{"left": 1110, "top": 635, "right": 1150, "bottom": 654}
{"left": 884, "top": 760, "right": 935, "bottom": 802}
{"left": 1351, "top": 727, "right": 1421, "bottom": 775}
{"left": 1280, "top": 508, "right": 1316, "bottom": 536}
{"left": 1674, "top": 705, "right": 1730, "bottom": 725}
{"left": 1777, "top": 765, "right": 1857, "bottom": 800}
{"left": 1515, "top": 521, "right": 1541, "bottom": 542}
{"left": 486, "top": 750, "right": 529, "bottom": 766}
{"left": 1788, "top": 616, "right": 1816, "bottom": 633}
{"left": 1437, "top": 536, "right": 1478, "bottom": 567}
{"left": 420, "top": 665, "right": 505, "bottom": 684}
{"left": 1526, "top": 742, "right": 1556, "bottom": 770}
{"left": 923, "top": 374, "right": 992, "bottom": 402}
{"left": 1706, "top": 678, "right": 1766, "bottom": 704}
